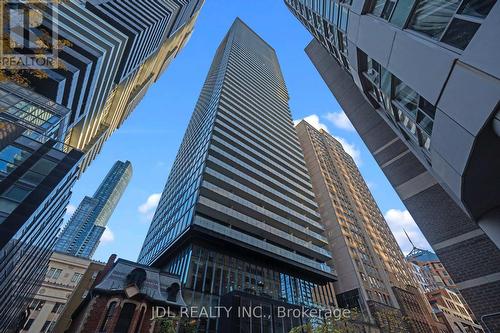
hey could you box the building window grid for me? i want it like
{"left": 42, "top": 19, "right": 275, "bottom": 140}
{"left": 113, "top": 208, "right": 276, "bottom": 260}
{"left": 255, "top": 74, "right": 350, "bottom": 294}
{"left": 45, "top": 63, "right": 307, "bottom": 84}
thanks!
{"left": 169, "top": 245, "right": 333, "bottom": 310}
{"left": 369, "top": 0, "right": 496, "bottom": 51}
{"left": 362, "top": 55, "right": 436, "bottom": 158}
{"left": 286, "top": 0, "right": 351, "bottom": 70}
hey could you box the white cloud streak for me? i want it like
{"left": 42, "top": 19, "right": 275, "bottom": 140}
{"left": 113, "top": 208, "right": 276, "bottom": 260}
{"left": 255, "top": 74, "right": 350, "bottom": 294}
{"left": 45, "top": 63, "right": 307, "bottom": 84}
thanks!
{"left": 325, "top": 111, "right": 355, "bottom": 132}
{"left": 100, "top": 227, "right": 114, "bottom": 244}
{"left": 138, "top": 193, "right": 162, "bottom": 222}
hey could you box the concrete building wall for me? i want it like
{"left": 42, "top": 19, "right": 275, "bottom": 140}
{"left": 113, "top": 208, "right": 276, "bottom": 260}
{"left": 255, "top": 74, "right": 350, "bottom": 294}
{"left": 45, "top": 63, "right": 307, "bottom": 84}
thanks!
{"left": 19, "top": 252, "right": 91, "bottom": 333}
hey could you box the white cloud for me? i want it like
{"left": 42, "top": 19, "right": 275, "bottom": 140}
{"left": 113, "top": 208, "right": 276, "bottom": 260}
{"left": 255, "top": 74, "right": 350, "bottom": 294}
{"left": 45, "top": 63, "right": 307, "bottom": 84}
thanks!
{"left": 100, "top": 227, "right": 114, "bottom": 244}
{"left": 325, "top": 111, "right": 355, "bottom": 132}
{"left": 334, "top": 136, "right": 362, "bottom": 166}
{"left": 293, "top": 114, "right": 329, "bottom": 132}
{"left": 138, "top": 193, "right": 161, "bottom": 222}
{"left": 294, "top": 114, "right": 362, "bottom": 166}
{"left": 65, "top": 204, "right": 76, "bottom": 218}
{"left": 384, "top": 209, "right": 432, "bottom": 255}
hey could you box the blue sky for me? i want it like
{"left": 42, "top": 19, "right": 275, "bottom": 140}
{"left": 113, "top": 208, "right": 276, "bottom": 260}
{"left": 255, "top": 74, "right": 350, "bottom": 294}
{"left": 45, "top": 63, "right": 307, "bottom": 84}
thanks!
{"left": 66, "top": 0, "right": 432, "bottom": 263}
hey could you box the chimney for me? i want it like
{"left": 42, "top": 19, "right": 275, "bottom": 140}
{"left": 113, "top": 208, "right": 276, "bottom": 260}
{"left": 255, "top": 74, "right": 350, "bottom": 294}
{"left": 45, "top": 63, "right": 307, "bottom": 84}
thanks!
{"left": 92, "top": 254, "right": 117, "bottom": 287}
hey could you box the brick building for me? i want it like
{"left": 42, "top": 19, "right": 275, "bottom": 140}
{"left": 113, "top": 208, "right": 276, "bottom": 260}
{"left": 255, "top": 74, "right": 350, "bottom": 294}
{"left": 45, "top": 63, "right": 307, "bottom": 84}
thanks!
{"left": 427, "top": 289, "right": 484, "bottom": 333}
{"left": 392, "top": 286, "right": 449, "bottom": 333}
{"left": 66, "top": 258, "right": 186, "bottom": 333}
{"left": 52, "top": 255, "right": 109, "bottom": 332}
{"left": 407, "top": 247, "right": 457, "bottom": 292}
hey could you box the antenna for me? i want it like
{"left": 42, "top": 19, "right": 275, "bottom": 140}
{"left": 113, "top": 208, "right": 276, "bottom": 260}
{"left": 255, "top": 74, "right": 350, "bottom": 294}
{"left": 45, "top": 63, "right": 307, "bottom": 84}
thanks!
{"left": 404, "top": 228, "right": 416, "bottom": 248}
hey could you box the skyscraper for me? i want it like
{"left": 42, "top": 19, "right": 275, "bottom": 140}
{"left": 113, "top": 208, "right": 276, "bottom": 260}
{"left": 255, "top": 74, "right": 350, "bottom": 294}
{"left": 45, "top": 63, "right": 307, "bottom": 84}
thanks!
{"left": 285, "top": 0, "right": 500, "bottom": 330}
{"left": 0, "top": 82, "right": 83, "bottom": 333}
{"left": 5, "top": 0, "right": 205, "bottom": 172}
{"left": 55, "top": 160, "right": 132, "bottom": 258}
{"left": 138, "top": 18, "right": 336, "bottom": 332}
{"left": 296, "top": 120, "right": 439, "bottom": 332}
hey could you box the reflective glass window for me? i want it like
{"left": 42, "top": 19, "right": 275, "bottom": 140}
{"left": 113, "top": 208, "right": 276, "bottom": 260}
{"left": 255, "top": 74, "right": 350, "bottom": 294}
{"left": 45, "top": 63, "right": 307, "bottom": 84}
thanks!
{"left": 0, "top": 198, "right": 18, "bottom": 214}
{"left": 441, "top": 18, "right": 481, "bottom": 50}
{"left": 0, "top": 145, "right": 30, "bottom": 173}
{"left": 381, "top": 0, "right": 397, "bottom": 20}
{"left": 409, "top": 0, "right": 461, "bottom": 39}
{"left": 20, "top": 171, "right": 45, "bottom": 186}
{"left": 459, "top": 0, "right": 497, "bottom": 18}
{"left": 389, "top": 0, "right": 416, "bottom": 27}
{"left": 394, "top": 80, "right": 419, "bottom": 117}
{"left": 4, "top": 185, "right": 30, "bottom": 202}
{"left": 372, "top": 0, "right": 387, "bottom": 16}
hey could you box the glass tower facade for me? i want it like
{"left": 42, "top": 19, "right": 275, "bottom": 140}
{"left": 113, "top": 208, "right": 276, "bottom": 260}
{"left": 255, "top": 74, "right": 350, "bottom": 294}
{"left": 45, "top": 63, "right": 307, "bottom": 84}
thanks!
{"left": 55, "top": 160, "right": 132, "bottom": 258}
{"left": 5, "top": 0, "right": 205, "bottom": 172}
{"left": 138, "top": 18, "right": 336, "bottom": 332}
{"left": 0, "top": 83, "right": 83, "bottom": 333}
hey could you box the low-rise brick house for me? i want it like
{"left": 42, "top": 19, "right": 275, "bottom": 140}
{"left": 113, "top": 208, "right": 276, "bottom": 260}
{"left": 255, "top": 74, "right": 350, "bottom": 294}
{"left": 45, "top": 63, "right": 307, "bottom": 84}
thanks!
{"left": 66, "top": 258, "right": 186, "bottom": 333}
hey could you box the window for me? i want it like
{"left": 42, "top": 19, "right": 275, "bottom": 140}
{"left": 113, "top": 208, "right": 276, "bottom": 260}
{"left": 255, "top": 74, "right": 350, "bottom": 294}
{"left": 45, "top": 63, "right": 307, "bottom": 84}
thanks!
{"left": 0, "top": 145, "right": 30, "bottom": 175}
{"left": 390, "top": 0, "right": 416, "bottom": 27}
{"left": 441, "top": 18, "right": 480, "bottom": 50}
{"left": 23, "top": 319, "right": 34, "bottom": 330}
{"left": 46, "top": 268, "right": 63, "bottom": 280}
{"left": 51, "top": 302, "right": 63, "bottom": 314}
{"left": 371, "top": 0, "right": 416, "bottom": 27}
{"left": 41, "top": 321, "right": 51, "bottom": 332}
{"left": 0, "top": 198, "right": 18, "bottom": 214}
{"left": 115, "top": 303, "right": 137, "bottom": 332}
{"left": 30, "top": 158, "right": 57, "bottom": 176}
{"left": 100, "top": 301, "right": 117, "bottom": 332}
{"left": 20, "top": 170, "right": 45, "bottom": 186}
{"left": 371, "top": 0, "right": 387, "bottom": 16}
{"left": 53, "top": 269, "right": 62, "bottom": 279}
{"left": 459, "top": 0, "right": 497, "bottom": 18}
{"left": 71, "top": 272, "right": 83, "bottom": 283}
{"left": 3, "top": 185, "right": 30, "bottom": 202}
{"left": 408, "top": 0, "right": 496, "bottom": 50}
{"left": 46, "top": 268, "right": 56, "bottom": 278}
{"left": 409, "top": 0, "right": 461, "bottom": 39}
{"left": 31, "top": 299, "right": 45, "bottom": 311}
{"left": 362, "top": 54, "right": 436, "bottom": 154}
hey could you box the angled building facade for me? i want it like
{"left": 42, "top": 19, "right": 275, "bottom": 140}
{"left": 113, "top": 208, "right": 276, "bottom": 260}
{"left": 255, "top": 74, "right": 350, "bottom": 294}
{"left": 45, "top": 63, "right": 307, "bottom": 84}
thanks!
{"left": 6, "top": 0, "right": 204, "bottom": 172}
{"left": 0, "top": 83, "right": 83, "bottom": 333}
{"left": 55, "top": 160, "right": 132, "bottom": 258}
{"left": 285, "top": 0, "right": 500, "bottom": 330}
{"left": 296, "top": 120, "right": 438, "bottom": 332}
{"left": 138, "top": 19, "right": 336, "bottom": 332}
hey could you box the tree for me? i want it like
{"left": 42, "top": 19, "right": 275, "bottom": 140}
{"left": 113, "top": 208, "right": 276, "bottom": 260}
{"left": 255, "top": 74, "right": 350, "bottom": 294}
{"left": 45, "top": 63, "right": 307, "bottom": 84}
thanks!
{"left": 289, "top": 309, "right": 368, "bottom": 333}
{"left": 155, "top": 316, "right": 197, "bottom": 333}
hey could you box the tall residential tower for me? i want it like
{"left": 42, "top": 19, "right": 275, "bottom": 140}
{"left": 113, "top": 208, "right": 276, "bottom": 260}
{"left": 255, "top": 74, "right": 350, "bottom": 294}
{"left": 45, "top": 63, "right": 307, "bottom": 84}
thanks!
{"left": 139, "top": 19, "right": 336, "bottom": 332}
{"left": 55, "top": 160, "right": 132, "bottom": 258}
{"left": 296, "top": 121, "right": 439, "bottom": 332}
{"left": 285, "top": 0, "right": 500, "bottom": 330}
